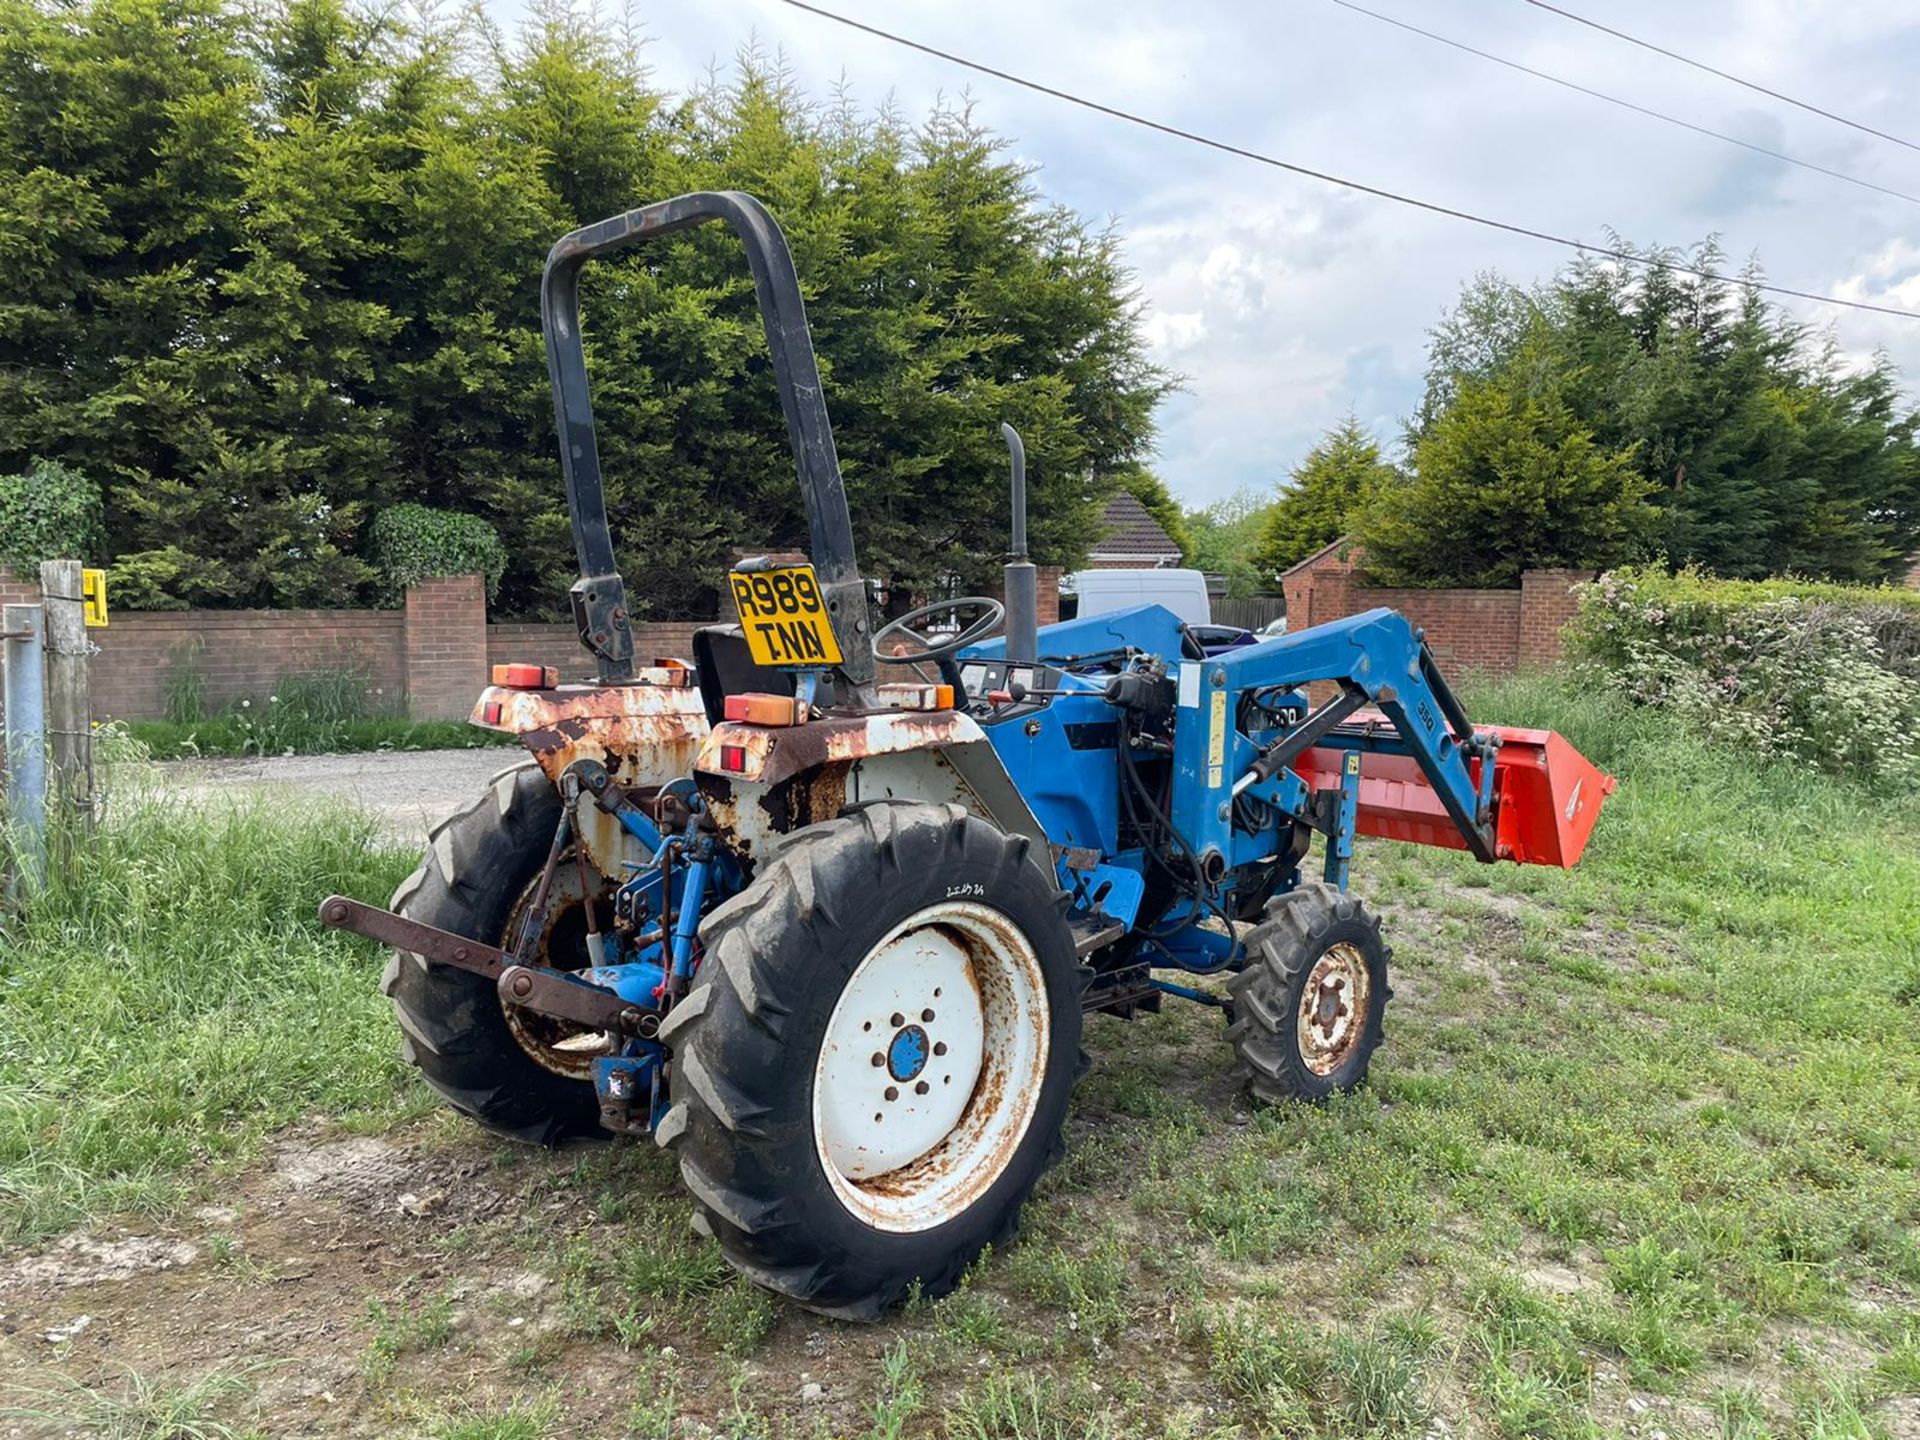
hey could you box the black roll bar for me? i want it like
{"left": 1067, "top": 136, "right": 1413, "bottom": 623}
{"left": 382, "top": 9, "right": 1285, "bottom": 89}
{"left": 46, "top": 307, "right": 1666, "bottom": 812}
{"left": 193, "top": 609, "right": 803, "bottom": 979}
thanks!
{"left": 540, "top": 191, "right": 870, "bottom": 683}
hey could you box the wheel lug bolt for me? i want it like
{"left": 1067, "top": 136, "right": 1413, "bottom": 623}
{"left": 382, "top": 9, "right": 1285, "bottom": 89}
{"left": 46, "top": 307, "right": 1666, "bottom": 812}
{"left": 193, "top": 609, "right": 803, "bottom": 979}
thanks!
{"left": 870, "top": 1052, "right": 885, "bottom": 1067}
{"left": 890, "top": 1012, "right": 904, "bottom": 1027}
{"left": 933, "top": 1041, "right": 948, "bottom": 1056}
{"left": 921, "top": 1008, "right": 935, "bottom": 1022}
{"left": 884, "top": 1086, "right": 899, "bottom": 1102}
{"left": 914, "top": 1080, "right": 930, "bottom": 1095}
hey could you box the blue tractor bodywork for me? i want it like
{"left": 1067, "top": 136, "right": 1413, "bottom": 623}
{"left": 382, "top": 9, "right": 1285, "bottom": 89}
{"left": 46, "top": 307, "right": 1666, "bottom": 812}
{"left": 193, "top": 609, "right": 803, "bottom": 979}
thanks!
{"left": 955, "top": 602, "right": 1509, "bottom": 992}
{"left": 319, "top": 193, "right": 1614, "bottom": 1312}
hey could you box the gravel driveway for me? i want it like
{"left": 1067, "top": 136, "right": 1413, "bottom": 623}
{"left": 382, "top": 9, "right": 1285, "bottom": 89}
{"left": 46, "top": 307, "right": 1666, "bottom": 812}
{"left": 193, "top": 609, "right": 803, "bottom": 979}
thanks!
{"left": 156, "top": 747, "right": 523, "bottom": 845}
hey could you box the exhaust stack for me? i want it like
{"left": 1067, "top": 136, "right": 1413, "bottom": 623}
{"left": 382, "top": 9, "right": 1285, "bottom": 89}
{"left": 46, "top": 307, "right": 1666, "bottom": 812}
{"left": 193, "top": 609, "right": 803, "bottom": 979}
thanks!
{"left": 1001, "top": 423, "right": 1038, "bottom": 665}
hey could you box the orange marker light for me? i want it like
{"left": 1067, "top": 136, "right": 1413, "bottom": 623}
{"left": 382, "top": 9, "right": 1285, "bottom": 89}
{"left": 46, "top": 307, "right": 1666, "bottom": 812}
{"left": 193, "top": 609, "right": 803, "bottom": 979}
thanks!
{"left": 723, "top": 692, "right": 800, "bottom": 726}
{"left": 490, "top": 663, "right": 550, "bottom": 689}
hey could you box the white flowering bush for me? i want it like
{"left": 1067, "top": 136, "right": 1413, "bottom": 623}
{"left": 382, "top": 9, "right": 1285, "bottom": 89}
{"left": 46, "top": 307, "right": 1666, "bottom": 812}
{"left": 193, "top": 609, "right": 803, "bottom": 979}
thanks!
{"left": 1568, "top": 565, "right": 1920, "bottom": 788}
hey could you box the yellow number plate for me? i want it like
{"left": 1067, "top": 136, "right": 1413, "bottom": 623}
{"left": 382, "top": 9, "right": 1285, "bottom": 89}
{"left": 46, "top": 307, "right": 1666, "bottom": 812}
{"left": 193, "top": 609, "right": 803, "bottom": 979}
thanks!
{"left": 729, "top": 564, "right": 844, "bottom": 668}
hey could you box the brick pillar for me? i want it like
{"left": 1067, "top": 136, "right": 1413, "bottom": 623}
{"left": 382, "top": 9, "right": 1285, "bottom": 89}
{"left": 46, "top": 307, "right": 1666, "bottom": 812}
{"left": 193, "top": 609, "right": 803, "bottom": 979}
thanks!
{"left": 1518, "top": 569, "right": 1591, "bottom": 668}
{"left": 404, "top": 573, "right": 488, "bottom": 720}
{"left": 1313, "top": 568, "right": 1356, "bottom": 628}
{"left": 1034, "top": 566, "right": 1063, "bottom": 626}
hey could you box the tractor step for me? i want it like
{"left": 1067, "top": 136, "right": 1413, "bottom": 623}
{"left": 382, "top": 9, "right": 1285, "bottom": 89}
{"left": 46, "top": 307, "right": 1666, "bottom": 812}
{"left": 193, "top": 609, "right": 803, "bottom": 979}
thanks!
{"left": 1069, "top": 912, "right": 1129, "bottom": 956}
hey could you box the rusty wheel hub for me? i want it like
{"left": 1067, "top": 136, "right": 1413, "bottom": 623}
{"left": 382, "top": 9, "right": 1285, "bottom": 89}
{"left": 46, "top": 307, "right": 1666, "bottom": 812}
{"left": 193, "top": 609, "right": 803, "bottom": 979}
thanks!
{"left": 1296, "top": 942, "right": 1370, "bottom": 1077}
{"left": 499, "top": 854, "right": 617, "bottom": 1079}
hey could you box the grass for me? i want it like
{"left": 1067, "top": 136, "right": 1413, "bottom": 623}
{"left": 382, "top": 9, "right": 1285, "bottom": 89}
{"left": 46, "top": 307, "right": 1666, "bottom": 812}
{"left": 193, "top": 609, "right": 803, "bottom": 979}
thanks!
{"left": 3, "top": 669, "right": 1918, "bottom": 1437}
{"left": 125, "top": 714, "right": 511, "bottom": 759}
{"left": 2, "top": 1363, "right": 266, "bottom": 1439}
{"left": 131, "top": 660, "right": 514, "bottom": 757}
{"left": 0, "top": 778, "right": 420, "bottom": 1244}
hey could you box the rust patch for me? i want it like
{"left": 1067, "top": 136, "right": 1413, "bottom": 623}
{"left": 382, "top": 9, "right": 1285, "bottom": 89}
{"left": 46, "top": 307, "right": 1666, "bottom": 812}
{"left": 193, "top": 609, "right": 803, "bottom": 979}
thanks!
{"left": 477, "top": 679, "right": 709, "bottom": 786}
{"left": 694, "top": 710, "right": 984, "bottom": 789}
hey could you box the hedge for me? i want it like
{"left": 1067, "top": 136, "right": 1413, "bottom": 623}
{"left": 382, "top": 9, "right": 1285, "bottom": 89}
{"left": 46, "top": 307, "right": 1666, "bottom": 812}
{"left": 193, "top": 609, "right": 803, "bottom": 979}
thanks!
{"left": 367, "top": 504, "right": 509, "bottom": 603}
{"left": 1567, "top": 564, "right": 1920, "bottom": 787}
{"left": 0, "top": 458, "right": 102, "bottom": 574}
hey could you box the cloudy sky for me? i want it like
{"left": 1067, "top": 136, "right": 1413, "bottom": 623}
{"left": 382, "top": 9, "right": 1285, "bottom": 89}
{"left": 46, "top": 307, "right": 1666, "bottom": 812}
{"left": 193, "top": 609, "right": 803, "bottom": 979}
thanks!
{"left": 495, "top": 0, "right": 1920, "bottom": 509}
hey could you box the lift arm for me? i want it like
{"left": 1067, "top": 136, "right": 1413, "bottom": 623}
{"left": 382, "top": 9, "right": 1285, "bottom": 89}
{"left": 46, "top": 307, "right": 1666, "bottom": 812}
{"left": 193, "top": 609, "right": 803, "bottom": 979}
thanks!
{"left": 1170, "top": 608, "right": 1613, "bottom": 876}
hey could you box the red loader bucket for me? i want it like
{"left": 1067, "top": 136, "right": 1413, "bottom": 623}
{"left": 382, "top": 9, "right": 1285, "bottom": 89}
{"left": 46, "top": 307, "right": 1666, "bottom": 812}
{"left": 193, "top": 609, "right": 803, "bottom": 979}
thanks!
{"left": 1296, "top": 724, "right": 1617, "bottom": 868}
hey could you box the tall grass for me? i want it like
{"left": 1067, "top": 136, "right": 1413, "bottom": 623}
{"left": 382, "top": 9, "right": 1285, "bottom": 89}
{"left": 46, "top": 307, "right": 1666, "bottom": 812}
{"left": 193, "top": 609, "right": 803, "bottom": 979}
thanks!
{"left": 0, "top": 775, "right": 419, "bottom": 1243}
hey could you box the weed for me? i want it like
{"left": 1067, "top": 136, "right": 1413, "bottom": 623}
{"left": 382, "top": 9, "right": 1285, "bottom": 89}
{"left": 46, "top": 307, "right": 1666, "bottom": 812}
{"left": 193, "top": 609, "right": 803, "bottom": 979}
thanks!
{"left": 2, "top": 1363, "right": 261, "bottom": 1439}
{"left": 626, "top": 1363, "right": 680, "bottom": 1440}
{"left": 161, "top": 643, "right": 207, "bottom": 726}
{"left": 864, "top": 1341, "right": 925, "bottom": 1440}
{"left": 933, "top": 1261, "right": 1016, "bottom": 1354}
{"left": 1005, "top": 1220, "right": 1132, "bottom": 1340}
{"left": 126, "top": 714, "right": 512, "bottom": 759}
{"left": 429, "top": 1397, "right": 554, "bottom": 1440}
{"left": 705, "top": 1277, "right": 778, "bottom": 1358}
{"left": 1208, "top": 1308, "right": 1432, "bottom": 1438}
{"left": 947, "top": 1370, "right": 1117, "bottom": 1440}
{"left": 363, "top": 1290, "right": 456, "bottom": 1381}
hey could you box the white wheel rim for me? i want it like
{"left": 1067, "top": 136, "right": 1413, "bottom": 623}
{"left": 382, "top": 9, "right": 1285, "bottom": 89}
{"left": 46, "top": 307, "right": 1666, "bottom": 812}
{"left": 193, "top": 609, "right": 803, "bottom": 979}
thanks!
{"left": 812, "top": 901, "right": 1050, "bottom": 1233}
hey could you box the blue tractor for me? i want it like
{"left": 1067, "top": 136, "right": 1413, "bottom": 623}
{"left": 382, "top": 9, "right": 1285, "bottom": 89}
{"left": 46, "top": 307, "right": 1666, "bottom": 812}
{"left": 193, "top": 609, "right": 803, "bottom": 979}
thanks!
{"left": 321, "top": 192, "right": 1612, "bottom": 1319}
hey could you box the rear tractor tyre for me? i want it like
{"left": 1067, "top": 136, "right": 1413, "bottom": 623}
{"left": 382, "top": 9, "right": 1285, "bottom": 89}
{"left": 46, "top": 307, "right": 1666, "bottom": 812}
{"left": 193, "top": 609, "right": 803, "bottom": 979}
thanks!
{"left": 655, "top": 802, "right": 1084, "bottom": 1320}
{"left": 382, "top": 761, "right": 609, "bottom": 1145}
{"left": 1225, "top": 883, "right": 1390, "bottom": 1103}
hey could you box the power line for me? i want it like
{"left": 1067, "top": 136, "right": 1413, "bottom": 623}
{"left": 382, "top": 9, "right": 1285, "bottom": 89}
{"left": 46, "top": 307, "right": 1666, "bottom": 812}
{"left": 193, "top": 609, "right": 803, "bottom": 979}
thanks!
{"left": 1523, "top": 0, "right": 1920, "bottom": 156}
{"left": 1330, "top": 0, "right": 1920, "bottom": 209}
{"left": 772, "top": 0, "right": 1920, "bottom": 322}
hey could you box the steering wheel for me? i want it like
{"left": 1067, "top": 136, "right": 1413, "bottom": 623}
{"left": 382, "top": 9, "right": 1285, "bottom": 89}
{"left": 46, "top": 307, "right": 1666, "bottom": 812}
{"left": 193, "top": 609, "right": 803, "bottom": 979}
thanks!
{"left": 871, "top": 597, "right": 1004, "bottom": 702}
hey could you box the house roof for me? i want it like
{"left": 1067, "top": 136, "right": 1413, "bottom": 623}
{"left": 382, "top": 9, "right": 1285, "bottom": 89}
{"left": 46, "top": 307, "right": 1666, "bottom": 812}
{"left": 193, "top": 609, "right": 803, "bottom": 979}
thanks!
{"left": 1091, "top": 492, "right": 1182, "bottom": 560}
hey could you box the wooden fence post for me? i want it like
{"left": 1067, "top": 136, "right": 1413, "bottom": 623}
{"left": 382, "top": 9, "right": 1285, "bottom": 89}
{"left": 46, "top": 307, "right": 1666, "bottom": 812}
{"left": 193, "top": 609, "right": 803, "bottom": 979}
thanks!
{"left": 38, "top": 559, "right": 93, "bottom": 832}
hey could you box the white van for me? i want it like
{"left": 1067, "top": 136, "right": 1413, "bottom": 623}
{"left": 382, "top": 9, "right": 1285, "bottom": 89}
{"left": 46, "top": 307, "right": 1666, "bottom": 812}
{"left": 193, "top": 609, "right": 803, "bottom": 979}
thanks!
{"left": 1062, "top": 568, "right": 1212, "bottom": 625}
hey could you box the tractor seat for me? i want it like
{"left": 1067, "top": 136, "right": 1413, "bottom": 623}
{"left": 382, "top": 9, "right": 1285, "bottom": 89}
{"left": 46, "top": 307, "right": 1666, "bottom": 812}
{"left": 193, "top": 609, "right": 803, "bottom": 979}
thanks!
{"left": 692, "top": 625, "right": 796, "bottom": 726}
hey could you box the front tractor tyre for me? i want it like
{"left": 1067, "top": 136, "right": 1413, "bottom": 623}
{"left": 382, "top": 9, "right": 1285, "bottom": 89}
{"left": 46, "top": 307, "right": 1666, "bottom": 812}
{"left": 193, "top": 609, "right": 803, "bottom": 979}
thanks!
{"left": 656, "top": 803, "right": 1084, "bottom": 1320}
{"left": 382, "top": 761, "right": 610, "bottom": 1145}
{"left": 1226, "top": 883, "right": 1390, "bottom": 1103}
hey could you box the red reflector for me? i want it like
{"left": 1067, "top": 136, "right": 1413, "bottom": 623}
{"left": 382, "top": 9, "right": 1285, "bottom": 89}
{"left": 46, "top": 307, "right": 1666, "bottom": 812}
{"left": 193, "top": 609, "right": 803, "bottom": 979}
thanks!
{"left": 720, "top": 743, "right": 747, "bottom": 773}
{"left": 481, "top": 701, "right": 503, "bottom": 725}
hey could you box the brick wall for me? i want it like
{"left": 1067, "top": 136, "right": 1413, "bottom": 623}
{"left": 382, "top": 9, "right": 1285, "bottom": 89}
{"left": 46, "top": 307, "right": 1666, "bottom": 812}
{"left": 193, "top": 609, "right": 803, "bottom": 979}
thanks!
{"left": 1282, "top": 543, "right": 1593, "bottom": 674}
{"left": 1038, "top": 566, "right": 1062, "bottom": 625}
{"left": 94, "top": 610, "right": 407, "bottom": 719}
{"left": 487, "top": 620, "right": 707, "bottom": 679}
{"left": 5, "top": 558, "right": 1076, "bottom": 725}
{"left": 0, "top": 566, "right": 35, "bottom": 611}
{"left": 1519, "top": 568, "right": 1590, "bottom": 668}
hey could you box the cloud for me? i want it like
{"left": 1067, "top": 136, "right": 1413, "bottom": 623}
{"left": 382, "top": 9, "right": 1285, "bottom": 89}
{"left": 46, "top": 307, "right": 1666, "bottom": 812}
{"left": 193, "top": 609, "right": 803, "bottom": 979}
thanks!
{"left": 504, "top": 0, "right": 1920, "bottom": 507}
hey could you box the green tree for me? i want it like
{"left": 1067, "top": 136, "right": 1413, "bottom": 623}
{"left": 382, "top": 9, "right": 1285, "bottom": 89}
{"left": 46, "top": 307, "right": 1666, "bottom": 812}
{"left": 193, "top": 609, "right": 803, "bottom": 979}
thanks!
{"left": 1253, "top": 416, "right": 1399, "bottom": 579}
{"left": 0, "top": 0, "right": 1168, "bottom": 615}
{"left": 1185, "top": 489, "right": 1274, "bottom": 597}
{"left": 1357, "top": 334, "right": 1655, "bottom": 588}
{"left": 1411, "top": 241, "right": 1920, "bottom": 582}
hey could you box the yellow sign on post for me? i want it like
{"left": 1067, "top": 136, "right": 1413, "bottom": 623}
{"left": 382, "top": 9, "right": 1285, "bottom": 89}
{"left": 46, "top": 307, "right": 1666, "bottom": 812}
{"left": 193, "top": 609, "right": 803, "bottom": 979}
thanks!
{"left": 81, "top": 568, "right": 108, "bottom": 628}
